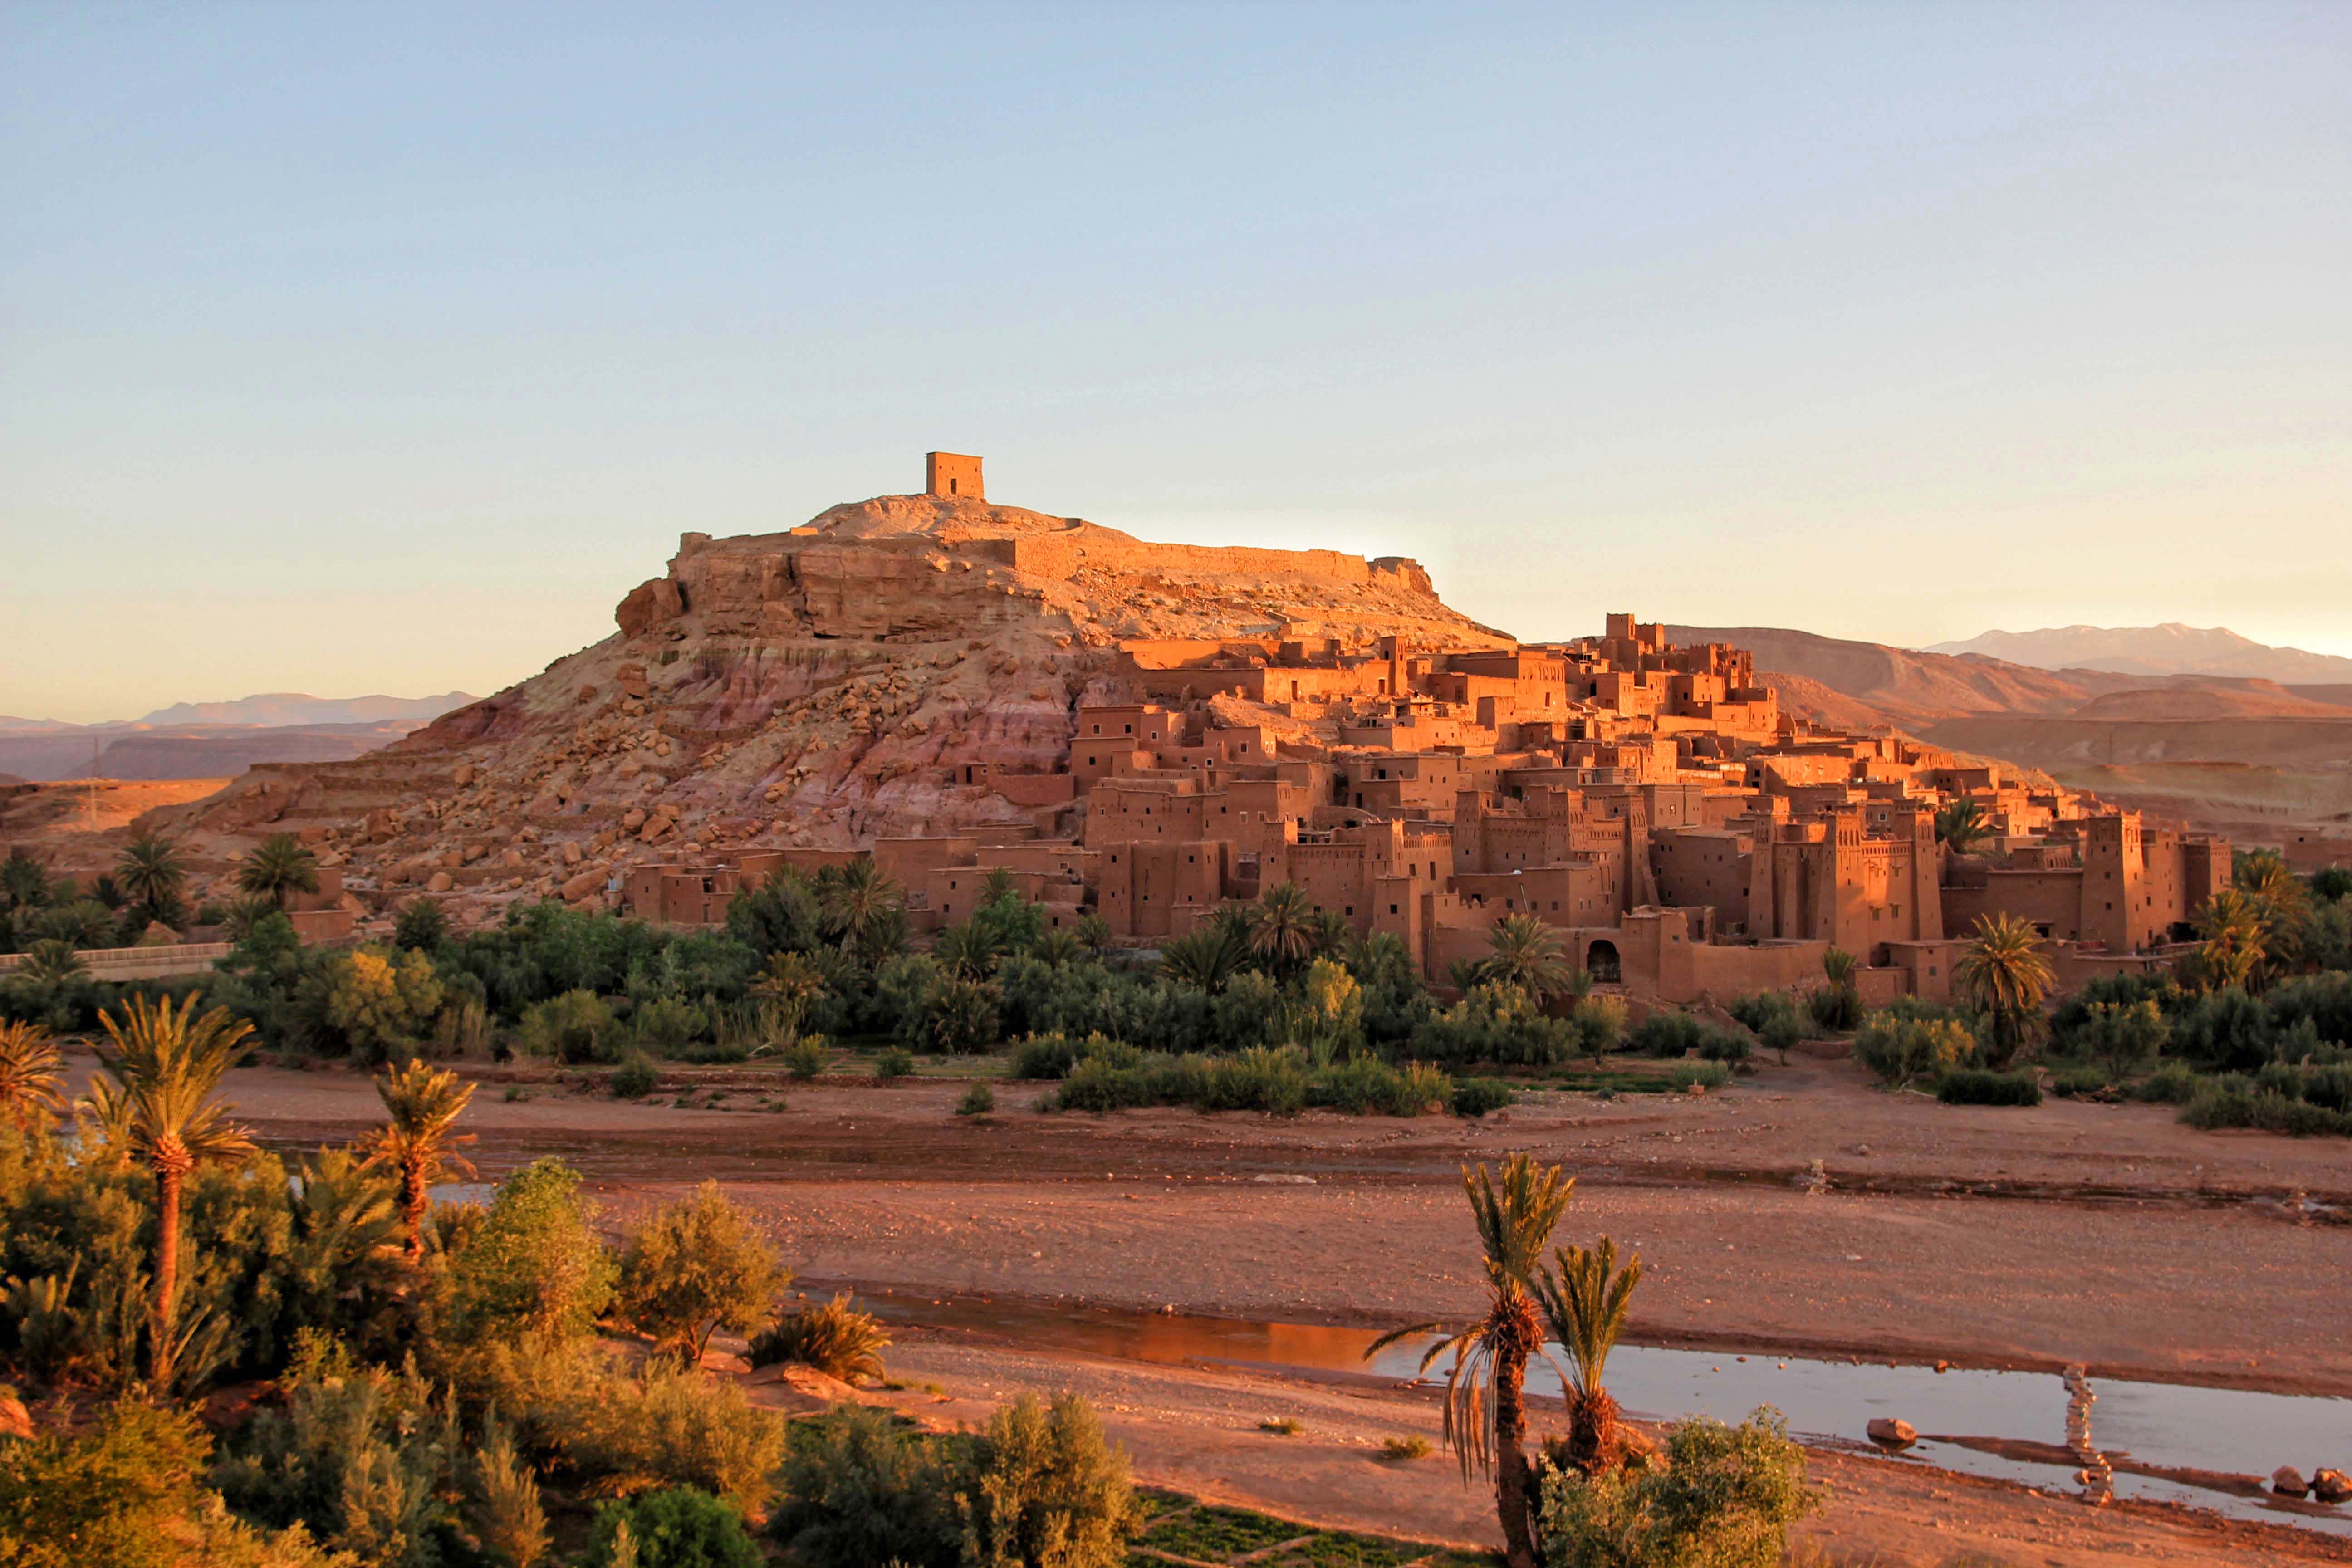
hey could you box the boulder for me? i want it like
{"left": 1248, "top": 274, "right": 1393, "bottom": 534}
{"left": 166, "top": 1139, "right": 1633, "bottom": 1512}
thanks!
{"left": 453, "top": 762, "right": 476, "bottom": 787}
{"left": 2274, "top": 1465, "right": 2309, "bottom": 1497}
{"left": 1865, "top": 1417, "right": 1917, "bottom": 1449}
{"left": 561, "top": 870, "right": 606, "bottom": 902}
{"left": 426, "top": 872, "right": 454, "bottom": 893}
{"left": 562, "top": 841, "right": 583, "bottom": 865}
{"left": 2313, "top": 1468, "right": 2351, "bottom": 1504}
{"left": 621, "top": 807, "right": 647, "bottom": 831}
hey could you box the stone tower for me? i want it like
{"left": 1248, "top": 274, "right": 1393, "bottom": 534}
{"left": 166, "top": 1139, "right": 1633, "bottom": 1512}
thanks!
{"left": 925, "top": 451, "right": 984, "bottom": 501}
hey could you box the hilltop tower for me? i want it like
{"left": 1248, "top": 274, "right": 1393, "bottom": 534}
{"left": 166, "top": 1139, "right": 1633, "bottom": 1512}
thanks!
{"left": 925, "top": 451, "right": 985, "bottom": 500}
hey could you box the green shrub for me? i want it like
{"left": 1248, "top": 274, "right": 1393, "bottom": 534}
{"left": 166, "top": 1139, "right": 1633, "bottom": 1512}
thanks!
{"left": 560, "top": 1364, "right": 786, "bottom": 1513}
{"left": 782, "top": 1034, "right": 829, "bottom": 1080}
{"left": 769, "top": 1404, "right": 969, "bottom": 1568}
{"left": 392, "top": 898, "right": 449, "bottom": 954}
{"left": 1936, "top": 1069, "right": 2042, "bottom": 1107}
{"left": 320, "top": 944, "right": 446, "bottom": 1063}
{"left": 2049, "top": 1064, "right": 2110, "bottom": 1098}
{"left": 1379, "top": 1434, "right": 1433, "bottom": 1462}
{"left": 1629, "top": 1013, "right": 1716, "bottom": 1059}
{"left": 1312, "top": 1054, "right": 1450, "bottom": 1115}
{"left": 615, "top": 1181, "right": 789, "bottom": 1364}
{"left": 961, "top": 1392, "right": 1137, "bottom": 1568}
{"left": 1725, "top": 992, "right": 1803, "bottom": 1063}
{"left": 1807, "top": 982, "right": 1862, "bottom": 1034}
{"left": 1852, "top": 1011, "right": 1972, "bottom": 1089}
{"left": 1451, "top": 1077, "right": 1515, "bottom": 1117}
{"left": 749, "top": 1293, "right": 889, "bottom": 1382}
{"left": 1537, "top": 1407, "right": 1820, "bottom": 1568}
{"left": 1571, "top": 995, "right": 1629, "bottom": 1063}
{"left": 2134, "top": 1060, "right": 2202, "bottom": 1103}
{"left": 1, "top": 1396, "right": 350, "bottom": 1568}
{"left": 956, "top": 1082, "right": 997, "bottom": 1117}
{"left": 1666, "top": 1062, "right": 1732, "bottom": 1093}
{"left": 517, "top": 990, "right": 619, "bottom": 1064}
{"left": 448, "top": 1158, "right": 615, "bottom": 1346}
{"left": 612, "top": 1050, "right": 660, "bottom": 1099}
{"left": 874, "top": 1046, "right": 916, "bottom": 1082}
{"left": 588, "top": 1486, "right": 761, "bottom": 1568}
{"left": 633, "top": 995, "right": 711, "bottom": 1054}
{"left": 2180, "top": 1077, "right": 2352, "bottom": 1137}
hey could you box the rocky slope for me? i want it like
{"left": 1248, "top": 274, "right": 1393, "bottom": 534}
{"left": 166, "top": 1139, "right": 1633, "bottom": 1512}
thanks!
{"left": 136, "top": 493, "right": 1502, "bottom": 921}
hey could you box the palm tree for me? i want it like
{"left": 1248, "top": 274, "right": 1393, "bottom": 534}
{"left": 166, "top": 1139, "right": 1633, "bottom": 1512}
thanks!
{"left": 2234, "top": 851, "right": 2310, "bottom": 977}
{"left": 1307, "top": 906, "right": 1353, "bottom": 960}
{"left": 977, "top": 867, "right": 1020, "bottom": 907}
{"left": 819, "top": 855, "right": 901, "bottom": 955}
{"left": 1159, "top": 922, "right": 1245, "bottom": 993}
{"left": 0, "top": 854, "right": 52, "bottom": 915}
{"left": 1479, "top": 914, "right": 1572, "bottom": 1000}
{"left": 1934, "top": 800, "right": 1995, "bottom": 855}
{"left": 357, "top": 1060, "right": 478, "bottom": 1263}
{"left": 1247, "top": 883, "right": 1320, "bottom": 974}
{"left": 1955, "top": 913, "right": 2054, "bottom": 1068}
{"left": 236, "top": 832, "right": 319, "bottom": 909}
{"left": 96, "top": 993, "right": 256, "bottom": 1383}
{"left": 751, "top": 948, "right": 830, "bottom": 1034}
{"left": 17, "top": 939, "right": 87, "bottom": 989}
{"left": 0, "top": 1020, "right": 66, "bottom": 1136}
{"left": 2194, "top": 887, "right": 2268, "bottom": 992}
{"left": 116, "top": 834, "right": 187, "bottom": 921}
{"left": 1367, "top": 1155, "right": 1574, "bottom": 1568}
{"left": 1534, "top": 1235, "right": 1644, "bottom": 1475}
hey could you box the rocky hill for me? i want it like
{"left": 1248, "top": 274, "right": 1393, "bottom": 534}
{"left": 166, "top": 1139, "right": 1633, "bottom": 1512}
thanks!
{"left": 135, "top": 493, "right": 1502, "bottom": 918}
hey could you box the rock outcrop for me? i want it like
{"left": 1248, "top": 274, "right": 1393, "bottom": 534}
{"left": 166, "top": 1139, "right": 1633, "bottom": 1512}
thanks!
{"left": 140, "top": 492, "right": 1496, "bottom": 927}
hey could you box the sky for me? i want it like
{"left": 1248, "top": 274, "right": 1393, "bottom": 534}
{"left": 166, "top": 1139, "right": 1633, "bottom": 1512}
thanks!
{"left": 3, "top": 3, "right": 2347, "bottom": 723}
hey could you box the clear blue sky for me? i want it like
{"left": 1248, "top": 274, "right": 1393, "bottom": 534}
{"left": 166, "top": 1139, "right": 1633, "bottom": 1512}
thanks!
{"left": 5, "top": 3, "right": 2347, "bottom": 722}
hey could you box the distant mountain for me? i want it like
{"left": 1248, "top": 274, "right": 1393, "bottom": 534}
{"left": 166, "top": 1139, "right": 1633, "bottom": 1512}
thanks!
{"left": 134, "top": 691, "right": 476, "bottom": 727}
{"left": 1923, "top": 625, "right": 2352, "bottom": 682}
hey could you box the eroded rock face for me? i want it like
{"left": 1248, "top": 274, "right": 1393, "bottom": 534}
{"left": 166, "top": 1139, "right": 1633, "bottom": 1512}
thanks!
{"left": 137, "top": 492, "right": 1497, "bottom": 926}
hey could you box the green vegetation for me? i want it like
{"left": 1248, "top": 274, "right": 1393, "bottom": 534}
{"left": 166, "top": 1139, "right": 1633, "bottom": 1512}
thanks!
{"left": 1935, "top": 1068, "right": 2043, "bottom": 1107}
{"left": 749, "top": 1293, "right": 890, "bottom": 1382}
{"left": 1536, "top": 1409, "right": 1821, "bottom": 1568}
{"left": 616, "top": 1180, "right": 789, "bottom": 1364}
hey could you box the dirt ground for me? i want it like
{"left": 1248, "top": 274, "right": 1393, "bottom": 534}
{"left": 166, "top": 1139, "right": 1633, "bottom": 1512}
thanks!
{"left": 89, "top": 1047, "right": 2352, "bottom": 1564}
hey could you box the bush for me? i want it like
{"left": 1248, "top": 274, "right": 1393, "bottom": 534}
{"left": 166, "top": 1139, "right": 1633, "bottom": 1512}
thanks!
{"left": 961, "top": 1392, "right": 1137, "bottom": 1568}
{"left": 782, "top": 1034, "right": 829, "bottom": 1080}
{"left": 957, "top": 1082, "right": 997, "bottom": 1116}
{"left": 615, "top": 1181, "right": 789, "bottom": 1363}
{"left": 633, "top": 995, "right": 712, "bottom": 1054}
{"left": 1628, "top": 1012, "right": 1731, "bottom": 1060}
{"left": 1807, "top": 982, "right": 1862, "bottom": 1034}
{"left": 1666, "top": 1062, "right": 1732, "bottom": 1093}
{"left": 1571, "top": 995, "right": 1628, "bottom": 1063}
{"left": 769, "top": 1404, "right": 969, "bottom": 1568}
{"left": 1451, "top": 1077, "right": 1516, "bottom": 1118}
{"left": 1852, "top": 1011, "right": 1972, "bottom": 1090}
{"left": 448, "top": 1158, "right": 615, "bottom": 1346}
{"left": 1410, "top": 982, "right": 1578, "bottom": 1067}
{"left": 588, "top": 1487, "right": 762, "bottom": 1568}
{"left": 320, "top": 944, "right": 446, "bottom": 1063}
{"left": 2049, "top": 1064, "right": 2110, "bottom": 1098}
{"left": 2171, "top": 986, "right": 2274, "bottom": 1074}
{"left": 561, "top": 1363, "right": 788, "bottom": 1514}
{"left": 1537, "top": 1407, "right": 1821, "bottom": 1568}
{"left": 2, "top": 1396, "right": 351, "bottom": 1568}
{"left": 874, "top": 1046, "right": 916, "bottom": 1082}
{"left": 517, "top": 990, "right": 619, "bottom": 1064}
{"left": 749, "top": 1293, "right": 889, "bottom": 1382}
{"left": 2134, "top": 1061, "right": 2202, "bottom": 1103}
{"left": 1725, "top": 992, "right": 1803, "bottom": 1063}
{"left": 2179, "top": 1075, "right": 2352, "bottom": 1137}
{"left": 1936, "top": 1069, "right": 2043, "bottom": 1107}
{"left": 612, "top": 1050, "right": 660, "bottom": 1099}
{"left": 1312, "top": 1055, "right": 1450, "bottom": 1116}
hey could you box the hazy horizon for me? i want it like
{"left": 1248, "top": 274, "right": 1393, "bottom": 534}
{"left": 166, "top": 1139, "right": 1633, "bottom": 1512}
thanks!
{"left": 6, "top": 3, "right": 2347, "bottom": 722}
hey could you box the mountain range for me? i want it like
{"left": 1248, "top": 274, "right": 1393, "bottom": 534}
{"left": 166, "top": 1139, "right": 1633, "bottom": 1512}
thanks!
{"left": 1923, "top": 624, "right": 2352, "bottom": 682}
{"left": 0, "top": 691, "right": 477, "bottom": 782}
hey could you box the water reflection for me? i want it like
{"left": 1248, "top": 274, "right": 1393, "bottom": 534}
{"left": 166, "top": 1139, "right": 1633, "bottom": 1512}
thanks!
{"left": 853, "top": 1290, "right": 2350, "bottom": 1538}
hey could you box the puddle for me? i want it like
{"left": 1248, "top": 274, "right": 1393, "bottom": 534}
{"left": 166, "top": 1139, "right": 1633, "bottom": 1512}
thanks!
{"left": 849, "top": 1289, "right": 2352, "bottom": 1537}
